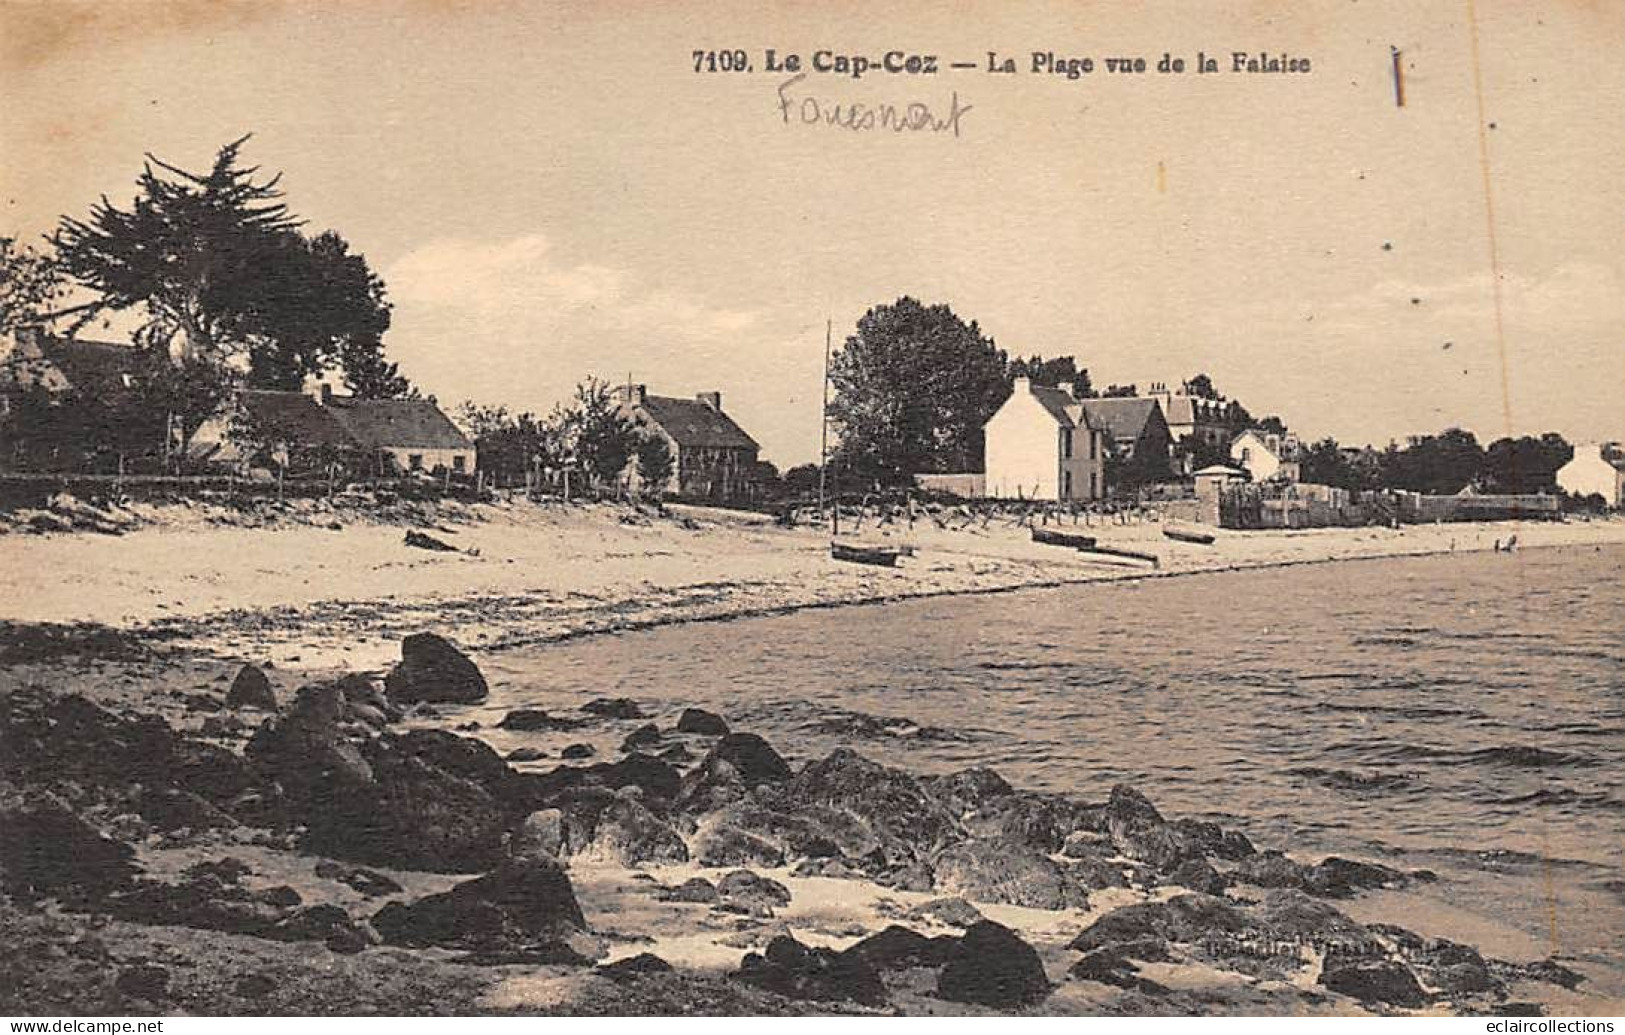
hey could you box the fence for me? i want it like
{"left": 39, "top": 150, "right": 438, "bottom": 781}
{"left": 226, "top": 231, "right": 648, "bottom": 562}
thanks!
{"left": 0, "top": 472, "right": 480, "bottom": 511}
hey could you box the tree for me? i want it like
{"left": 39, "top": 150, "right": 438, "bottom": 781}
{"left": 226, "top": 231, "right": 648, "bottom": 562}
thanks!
{"left": 453, "top": 402, "right": 559, "bottom": 486}
{"left": 556, "top": 378, "right": 637, "bottom": 489}
{"left": 782, "top": 463, "right": 821, "bottom": 496}
{"left": 134, "top": 348, "right": 237, "bottom": 469}
{"left": 634, "top": 431, "right": 675, "bottom": 497}
{"left": 53, "top": 136, "right": 406, "bottom": 394}
{"left": 1101, "top": 383, "right": 1138, "bottom": 398}
{"left": 1299, "top": 437, "right": 1368, "bottom": 491}
{"left": 1253, "top": 414, "right": 1288, "bottom": 437}
{"left": 1480, "top": 433, "right": 1571, "bottom": 494}
{"left": 0, "top": 237, "right": 67, "bottom": 334}
{"left": 1381, "top": 428, "right": 1484, "bottom": 494}
{"left": 1009, "top": 354, "right": 1091, "bottom": 394}
{"left": 828, "top": 298, "right": 1009, "bottom": 482}
{"left": 1185, "top": 373, "right": 1219, "bottom": 400}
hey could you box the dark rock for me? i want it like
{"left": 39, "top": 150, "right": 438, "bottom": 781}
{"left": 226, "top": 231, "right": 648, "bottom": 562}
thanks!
{"left": 384, "top": 632, "right": 488, "bottom": 705}
{"left": 938, "top": 921, "right": 1052, "bottom": 1008}
{"left": 932, "top": 838, "right": 1090, "bottom": 910}
{"left": 114, "top": 963, "right": 170, "bottom": 1001}
{"left": 554, "top": 788, "right": 688, "bottom": 866}
{"left": 371, "top": 857, "right": 585, "bottom": 950}
{"left": 1, "top": 689, "right": 179, "bottom": 789}
{"left": 313, "top": 860, "right": 403, "bottom": 897}
{"left": 112, "top": 877, "right": 288, "bottom": 936}
{"left": 1308, "top": 856, "right": 1407, "bottom": 897}
{"left": 186, "top": 857, "right": 252, "bottom": 884}
{"left": 1494, "top": 1002, "right": 1546, "bottom": 1016}
{"left": 135, "top": 786, "right": 238, "bottom": 832}
{"left": 842, "top": 924, "right": 958, "bottom": 970}
{"left": 0, "top": 787, "right": 137, "bottom": 902}
{"left": 782, "top": 748, "right": 960, "bottom": 860}
{"left": 696, "top": 825, "right": 786, "bottom": 868}
{"left": 601, "top": 752, "right": 683, "bottom": 802}
{"left": 1070, "top": 939, "right": 1173, "bottom": 992}
{"left": 254, "top": 884, "right": 303, "bottom": 908}
{"left": 1060, "top": 830, "right": 1114, "bottom": 859}
{"left": 1066, "top": 855, "right": 1131, "bottom": 891}
{"left": 1166, "top": 857, "right": 1227, "bottom": 895}
{"left": 923, "top": 766, "right": 1015, "bottom": 816}
{"left": 1321, "top": 959, "right": 1429, "bottom": 1008}
{"left": 1233, "top": 850, "right": 1312, "bottom": 891}
{"left": 676, "top": 708, "right": 729, "bottom": 736}
{"left": 713, "top": 733, "right": 792, "bottom": 785}
{"left": 599, "top": 952, "right": 674, "bottom": 980}
{"left": 267, "top": 904, "right": 369, "bottom": 947}
{"left": 1510, "top": 958, "right": 1585, "bottom": 991}
{"left": 1067, "top": 893, "right": 1250, "bottom": 954}
{"left": 963, "top": 792, "right": 1100, "bottom": 854}
{"left": 732, "top": 934, "right": 886, "bottom": 1005}
{"left": 233, "top": 973, "right": 277, "bottom": 998}
{"left": 583, "top": 697, "right": 646, "bottom": 719}
{"left": 621, "top": 723, "right": 662, "bottom": 752}
{"left": 511, "top": 808, "right": 564, "bottom": 859}
{"left": 200, "top": 714, "right": 244, "bottom": 737}
{"left": 666, "top": 877, "right": 718, "bottom": 903}
{"left": 905, "top": 897, "right": 984, "bottom": 929}
{"left": 499, "top": 708, "right": 578, "bottom": 732}
{"left": 659, "top": 743, "right": 695, "bottom": 766}
{"left": 507, "top": 747, "right": 545, "bottom": 763}
{"left": 716, "top": 869, "right": 791, "bottom": 914}
{"left": 1104, "top": 784, "right": 1164, "bottom": 838}
{"left": 226, "top": 664, "right": 278, "bottom": 710}
{"left": 561, "top": 743, "right": 595, "bottom": 760}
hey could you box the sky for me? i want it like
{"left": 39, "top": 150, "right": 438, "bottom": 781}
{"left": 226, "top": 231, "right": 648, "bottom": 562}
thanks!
{"left": 3, "top": 0, "right": 1621, "bottom": 466}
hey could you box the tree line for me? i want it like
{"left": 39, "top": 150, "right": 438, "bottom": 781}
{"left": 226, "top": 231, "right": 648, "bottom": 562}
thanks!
{"left": 2, "top": 136, "right": 411, "bottom": 472}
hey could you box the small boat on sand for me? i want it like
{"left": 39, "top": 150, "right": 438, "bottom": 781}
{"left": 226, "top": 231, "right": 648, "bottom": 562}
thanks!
{"left": 1031, "top": 527, "right": 1098, "bottom": 550}
{"left": 1078, "top": 543, "right": 1161, "bottom": 568}
{"left": 831, "top": 541, "right": 903, "bottom": 567}
{"left": 1163, "top": 526, "right": 1216, "bottom": 545}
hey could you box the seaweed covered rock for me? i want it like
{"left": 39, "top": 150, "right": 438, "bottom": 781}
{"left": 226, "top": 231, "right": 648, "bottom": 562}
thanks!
{"left": 553, "top": 788, "right": 689, "bottom": 866}
{"left": 384, "top": 632, "right": 488, "bottom": 705}
{"left": 0, "top": 786, "right": 138, "bottom": 903}
{"left": 695, "top": 824, "right": 786, "bottom": 868}
{"left": 676, "top": 707, "right": 729, "bottom": 736}
{"left": 225, "top": 664, "right": 277, "bottom": 710}
{"left": 371, "top": 856, "right": 586, "bottom": 951}
{"left": 780, "top": 749, "right": 961, "bottom": 860}
{"left": 931, "top": 837, "right": 1090, "bottom": 910}
{"left": 841, "top": 925, "right": 958, "bottom": 971}
{"left": 732, "top": 934, "right": 886, "bottom": 1005}
{"left": 938, "top": 921, "right": 1052, "bottom": 1008}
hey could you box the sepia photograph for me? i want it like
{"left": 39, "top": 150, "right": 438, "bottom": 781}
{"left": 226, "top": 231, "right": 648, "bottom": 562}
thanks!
{"left": 1, "top": 0, "right": 1621, "bottom": 1024}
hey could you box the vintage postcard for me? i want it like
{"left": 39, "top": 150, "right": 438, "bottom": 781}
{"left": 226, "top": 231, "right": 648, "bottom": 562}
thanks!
{"left": 1, "top": 0, "right": 1621, "bottom": 1023}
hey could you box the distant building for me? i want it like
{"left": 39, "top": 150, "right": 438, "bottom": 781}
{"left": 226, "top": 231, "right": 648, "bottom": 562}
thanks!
{"left": 1146, "top": 382, "right": 1232, "bottom": 451}
{"left": 983, "top": 377, "right": 1107, "bottom": 501}
{"left": 1557, "top": 443, "right": 1625, "bottom": 507}
{"left": 195, "top": 384, "right": 473, "bottom": 475}
{"left": 614, "top": 384, "right": 761, "bottom": 502}
{"left": 0, "top": 329, "right": 144, "bottom": 404}
{"left": 1077, "top": 395, "right": 1174, "bottom": 487}
{"left": 1231, "top": 428, "right": 1302, "bottom": 483}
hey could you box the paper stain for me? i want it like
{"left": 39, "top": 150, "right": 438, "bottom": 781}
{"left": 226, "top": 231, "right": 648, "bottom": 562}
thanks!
{"left": 1156, "top": 160, "right": 1167, "bottom": 194}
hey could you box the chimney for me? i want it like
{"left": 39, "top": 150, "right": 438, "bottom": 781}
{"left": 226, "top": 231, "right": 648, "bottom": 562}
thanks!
{"left": 614, "top": 383, "right": 647, "bottom": 405}
{"left": 1066, "top": 380, "right": 1085, "bottom": 399}
{"left": 696, "top": 391, "right": 721, "bottom": 411}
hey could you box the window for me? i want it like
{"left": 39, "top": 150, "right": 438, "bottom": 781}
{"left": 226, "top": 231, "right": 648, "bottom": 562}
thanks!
{"left": 1089, "top": 432, "right": 1098, "bottom": 460}
{"left": 1241, "top": 447, "right": 1251, "bottom": 463}
{"left": 1061, "top": 427, "right": 1073, "bottom": 459}
{"left": 1063, "top": 470, "right": 1073, "bottom": 498}
{"left": 409, "top": 453, "right": 424, "bottom": 470}
{"left": 1090, "top": 471, "right": 1098, "bottom": 497}
{"left": 452, "top": 455, "right": 466, "bottom": 472}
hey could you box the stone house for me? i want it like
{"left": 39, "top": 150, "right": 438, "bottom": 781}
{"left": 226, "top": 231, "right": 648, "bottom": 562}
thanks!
{"left": 614, "top": 384, "right": 761, "bottom": 502}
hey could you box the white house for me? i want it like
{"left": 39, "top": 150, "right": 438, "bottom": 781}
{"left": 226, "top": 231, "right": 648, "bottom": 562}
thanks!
{"left": 1231, "top": 428, "right": 1301, "bottom": 483}
{"left": 984, "top": 377, "right": 1107, "bottom": 501}
{"left": 1557, "top": 443, "right": 1625, "bottom": 507}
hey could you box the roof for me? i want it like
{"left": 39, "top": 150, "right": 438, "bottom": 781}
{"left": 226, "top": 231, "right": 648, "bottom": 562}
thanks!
{"left": 1194, "top": 464, "right": 1247, "bottom": 477}
{"left": 1028, "top": 385, "right": 1082, "bottom": 428}
{"left": 1160, "top": 395, "right": 1196, "bottom": 426}
{"left": 240, "top": 391, "right": 471, "bottom": 451}
{"left": 638, "top": 395, "right": 758, "bottom": 450}
{"left": 3, "top": 335, "right": 145, "bottom": 395}
{"left": 1078, "top": 397, "right": 1164, "bottom": 442}
{"left": 328, "top": 396, "right": 473, "bottom": 451}
{"left": 240, "top": 391, "right": 356, "bottom": 448}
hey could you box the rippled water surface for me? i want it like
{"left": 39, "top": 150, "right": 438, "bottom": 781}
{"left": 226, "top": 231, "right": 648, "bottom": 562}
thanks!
{"left": 487, "top": 543, "right": 1625, "bottom": 981}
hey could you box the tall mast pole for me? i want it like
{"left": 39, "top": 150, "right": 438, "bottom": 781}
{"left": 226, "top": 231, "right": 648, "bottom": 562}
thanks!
{"left": 820, "top": 318, "right": 837, "bottom": 537}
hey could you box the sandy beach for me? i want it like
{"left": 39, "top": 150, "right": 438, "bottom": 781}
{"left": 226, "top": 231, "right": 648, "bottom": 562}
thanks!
{"left": 4, "top": 496, "right": 1621, "bottom": 670}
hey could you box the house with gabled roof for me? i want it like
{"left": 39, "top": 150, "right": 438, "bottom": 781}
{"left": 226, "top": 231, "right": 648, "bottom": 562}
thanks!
{"left": 613, "top": 384, "right": 762, "bottom": 502}
{"left": 1077, "top": 396, "right": 1174, "bottom": 487}
{"left": 194, "top": 384, "right": 473, "bottom": 476}
{"left": 984, "top": 377, "right": 1107, "bottom": 501}
{"left": 0, "top": 328, "right": 145, "bottom": 403}
{"left": 1557, "top": 443, "right": 1625, "bottom": 508}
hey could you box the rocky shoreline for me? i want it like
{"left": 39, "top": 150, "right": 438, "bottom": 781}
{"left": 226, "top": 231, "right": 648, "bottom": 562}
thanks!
{"left": 0, "top": 632, "right": 1593, "bottom": 1016}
